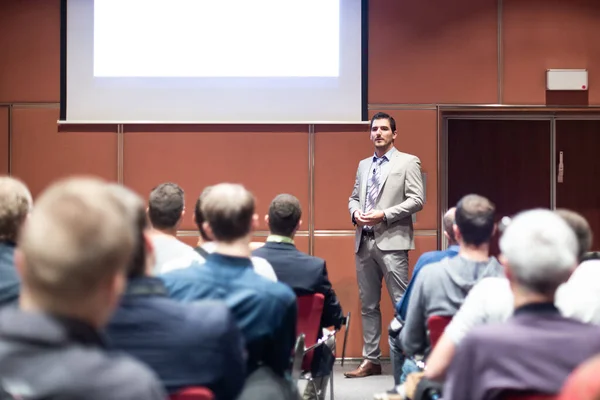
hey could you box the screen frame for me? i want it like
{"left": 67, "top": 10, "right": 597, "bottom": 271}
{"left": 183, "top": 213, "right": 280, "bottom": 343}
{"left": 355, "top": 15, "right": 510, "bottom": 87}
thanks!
{"left": 59, "top": 0, "right": 369, "bottom": 123}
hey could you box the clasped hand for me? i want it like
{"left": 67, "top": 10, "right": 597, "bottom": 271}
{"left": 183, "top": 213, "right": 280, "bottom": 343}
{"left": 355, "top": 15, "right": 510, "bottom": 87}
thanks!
{"left": 354, "top": 210, "right": 385, "bottom": 226}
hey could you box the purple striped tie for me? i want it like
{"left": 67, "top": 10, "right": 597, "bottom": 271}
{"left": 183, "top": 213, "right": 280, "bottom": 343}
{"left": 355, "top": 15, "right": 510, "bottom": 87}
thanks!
{"left": 365, "top": 157, "right": 385, "bottom": 213}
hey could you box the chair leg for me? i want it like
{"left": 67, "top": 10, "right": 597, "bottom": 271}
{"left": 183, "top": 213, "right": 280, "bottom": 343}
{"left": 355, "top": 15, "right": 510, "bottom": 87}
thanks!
{"left": 329, "top": 370, "right": 334, "bottom": 399}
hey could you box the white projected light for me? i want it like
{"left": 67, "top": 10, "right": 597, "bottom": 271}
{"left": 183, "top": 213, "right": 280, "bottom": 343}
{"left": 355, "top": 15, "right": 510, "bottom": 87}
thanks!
{"left": 66, "top": 0, "right": 363, "bottom": 122}
{"left": 94, "top": 0, "right": 340, "bottom": 78}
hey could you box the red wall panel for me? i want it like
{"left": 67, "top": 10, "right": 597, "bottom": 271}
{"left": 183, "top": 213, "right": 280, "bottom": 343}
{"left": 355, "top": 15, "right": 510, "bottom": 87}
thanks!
{"left": 0, "top": 107, "right": 8, "bottom": 175}
{"left": 11, "top": 108, "right": 118, "bottom": 197}
{"left": 314, "top": 110, "right": 437, "bottom": 230}
{"left": 314, "top": 235, "right": 437, "bottom": 358}
{"left": 368, "top": 0, "right": 498, "bottom": 104}
{"left": 503, "top": 0, "right": 600, "bottom": 104}
{"left": 0, "top": 0, "right": 60, "bottom": 102}
{"left": 123, "top": 125, "right": 309, "bottom": 231}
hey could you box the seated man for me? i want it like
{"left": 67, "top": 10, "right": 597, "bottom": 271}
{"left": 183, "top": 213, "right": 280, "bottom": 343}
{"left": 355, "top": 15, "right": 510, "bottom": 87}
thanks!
{"left": 386, "top": 207, "right": 458, "bottom": 386}
{"left": 147, "top": 182, "right": 202, "bottom": 274}
{"left": 105, "top": 185, "right": 246, "bottom": 399}
{"left": 162, "top": 183, "right": 297, "bottom": 377}
{"left": 0, "top": 177, "right": 164, "bottom": 399}
{"left": 444, "top": 209, "right": 600, "bottom": 400}
{"left": 0, "top": 177, "right": 32, "bottom": 306}
{"left": 399, "top": 194, "right": 503, "bottom": 359}
{"left": 425, "top": 209, "right": 594, "bottom": 381}
{"left": 253, "top": 194, "right": 344, "bottom": 400}
{"left": 192, "top": 186, "right": 277, "bottom": 281}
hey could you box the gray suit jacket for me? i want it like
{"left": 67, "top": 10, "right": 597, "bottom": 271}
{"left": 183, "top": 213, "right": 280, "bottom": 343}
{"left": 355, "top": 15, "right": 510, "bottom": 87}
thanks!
{"left": 348, "top": 149, "right": 424, "bottom": 253}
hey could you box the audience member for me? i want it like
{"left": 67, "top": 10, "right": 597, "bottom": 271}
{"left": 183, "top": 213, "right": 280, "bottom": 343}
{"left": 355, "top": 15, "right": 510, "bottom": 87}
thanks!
{"left": 444, "top": 209, "right": 600, "bottom": 399}
{"left": 105, "top": 184, "right": 246, "bottom": 399}
{"left": 0, "top": 177, "right": 32, "bottom": 307}
{"left": 193, "top": 186, "right": 277, "bottom": 281}
{"left": 148, "top": 182, "right": 202, "bottom": 274}
{"left": 400, "top": 195, "right": 502, "bottom": 358}
{"left": 0, "top": 177, "right": 164, "bottom": 399}
{"left": 386, "top": 208, "right": 458, "bottom": 387}
{"left": 162, "top": 183, "right": 297, "bottom": 379}
{"left": 425, "top": 209, "right": 594, "bottom": 381}
{"left": 253, "top": 194, "right": 343, "bottom": 400}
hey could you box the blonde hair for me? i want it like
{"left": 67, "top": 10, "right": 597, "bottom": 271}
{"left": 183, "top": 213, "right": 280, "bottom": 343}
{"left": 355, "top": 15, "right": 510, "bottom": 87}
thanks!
{"left": 201, "top": 183, "right": 255, "bottom": 242}
{"left": 0, "top": 177, "right": 32, "bottom": 243}
{"left": 19, "top": 177, "right": 135, "bottom": 303}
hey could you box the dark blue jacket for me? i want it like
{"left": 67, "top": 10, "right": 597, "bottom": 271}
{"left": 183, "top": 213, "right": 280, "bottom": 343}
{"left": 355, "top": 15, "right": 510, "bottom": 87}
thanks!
{"left": 106, "top": 277, "right": 245, "bottom": 400}
{"left": 0, "top": 241, "right": 19, "bottom": 307}
{"left": 162, "top": 253, "right": 297, "bottom": 377}
{"left": 395, "top": 245, "right": 460, "bottom": 320}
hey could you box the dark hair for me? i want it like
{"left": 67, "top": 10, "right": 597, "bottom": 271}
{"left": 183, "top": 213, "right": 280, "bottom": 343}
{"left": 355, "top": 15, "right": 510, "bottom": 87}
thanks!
{"left": 268, "top": 194, "right": 302, "bottom": 237}
{"left": 148, "top": 182, "right": 184, "bottom": 230}
{"left": 201, "top": 183, "right": 255, "bottom": 242}
{"left": 370, "top": 112, "right": 396, "bottom": 132}
{"left": 455, "top": 194, "right": 495, "bottom": 246}
{"left": 194, "top": 186, "right": 213, "bottom": 242}
{"left": 555, "top": 209, "right": 593, "bottom": 261}
{"left": 108, "top": 184, "right": 148, "bottom": 279}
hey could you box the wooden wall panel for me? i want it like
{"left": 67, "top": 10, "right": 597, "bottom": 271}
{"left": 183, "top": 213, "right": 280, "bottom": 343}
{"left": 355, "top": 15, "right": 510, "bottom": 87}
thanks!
{"left": 314, "top": 235, "right": 437, "bottom": 358}
{"left": 503, "top": 0, "right": 600, "bottom": 104}
{"left": 11, "top": 108, "right": 118, "bottom": 197}
{"left": 368, "top": 0, "right": 498, "bottom": 104}
{"left": 0, "top": 107, "right": 8, "bottom": 175}
{"left": 123, "top": 125, "right": 309, "bottom": 231}
{"left": 0, "top": 0, "right": 60, "bottom": 102}
{"left": 314, "top": 110, "right": 437, "bottom": 230}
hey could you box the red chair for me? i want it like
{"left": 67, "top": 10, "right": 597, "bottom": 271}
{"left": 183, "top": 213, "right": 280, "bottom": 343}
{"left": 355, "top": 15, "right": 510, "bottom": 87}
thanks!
{"left": 169, "top": 387, "right": 214, "bottom": 400}
{"left": 558, "top": 354, "right": 600, "bottom": 400}
{"left": 296, "top": 294, "right": 325, "bottom": 371}
{"left": 427, "top": 315, "right": 453, "bottom": 348}
{"left": 500, "top": 391, "right": 556, "bottom": 400}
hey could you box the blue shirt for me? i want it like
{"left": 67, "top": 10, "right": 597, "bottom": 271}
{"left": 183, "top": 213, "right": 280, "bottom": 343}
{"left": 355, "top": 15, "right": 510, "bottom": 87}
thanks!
{"left": 106, "top": 277, "right": 245, "bottom": 399}
{"left": 0, "top": 242, "right": 19, "bottom": 307}
{"left": 395, "top": 245, "right": 460, "bottom": 320}
{"left": 161, "top": 253, "right": 297, "bottom": 376}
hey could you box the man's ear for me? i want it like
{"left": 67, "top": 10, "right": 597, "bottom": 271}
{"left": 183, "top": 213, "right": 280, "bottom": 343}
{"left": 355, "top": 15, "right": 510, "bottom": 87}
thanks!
{"left": 453, "top": 224, "right": 461, "bottom": 242}
{"left": 443, "top": 231, "right": 450, "bottom": 242}
{"left": 252, "top": 214, "right": 259, "bottom": 231}
{"left": 14, "top": 249, "right": 26, "bottom": 280}
{"left": 202, "top": 222, "right": 215, "bottom": 240}
{"left": 297, "top": 219, "right": 303, "bottom": 230}
{"left": 264, "top": 215, "right": 269, "bottom": 225}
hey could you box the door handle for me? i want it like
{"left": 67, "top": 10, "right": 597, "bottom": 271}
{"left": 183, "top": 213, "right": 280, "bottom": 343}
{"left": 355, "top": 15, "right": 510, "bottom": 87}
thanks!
{"left": 558, "top": 151, "right": 564, "bottom": 183}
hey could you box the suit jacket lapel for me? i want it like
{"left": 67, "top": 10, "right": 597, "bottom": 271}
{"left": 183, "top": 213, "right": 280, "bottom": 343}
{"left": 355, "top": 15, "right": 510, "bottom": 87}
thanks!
{"left": 360, "top": 160, "right": 370, "bottom": 207}
{"left": 378, "top": 151, "right": 399, "bottom": 195}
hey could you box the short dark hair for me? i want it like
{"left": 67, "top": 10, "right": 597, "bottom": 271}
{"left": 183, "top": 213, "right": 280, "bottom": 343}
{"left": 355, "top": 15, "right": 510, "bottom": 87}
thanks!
{"left": 194, "top": 186, "right": 213, "bottom": 242}
{"left": 148, "top": 183, "right": 184, "bottom": 230}
{"left": 108, "top": 184, "right": 148, "bottom": 279}
{"left": 370, "top": 112, "right": 396, "bottom": 132}
{"left": 268, "top": 194, "right": 302, "bottom": 237}
{"left": 555, "top": 209, "right": 592, "bottom": 261}
{"left": 455, "top": 194, "right": 495, "bottom": 246}
{"left": 201, "top": 183, "right": 255, "bottom": 242}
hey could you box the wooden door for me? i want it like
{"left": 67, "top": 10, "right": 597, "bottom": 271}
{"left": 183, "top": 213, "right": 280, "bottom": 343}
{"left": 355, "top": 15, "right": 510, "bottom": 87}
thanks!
{"left": 447, "top": 119, "right": 552, "bottom": 255}
{"left": 556, "top": 119, "right": 600, "bottom": 251}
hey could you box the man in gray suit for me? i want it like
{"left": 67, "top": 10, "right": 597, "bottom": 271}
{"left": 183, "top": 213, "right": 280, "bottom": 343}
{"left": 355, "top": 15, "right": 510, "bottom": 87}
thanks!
{"left": 346, "top": 112, "right": 424, "bottom": 378}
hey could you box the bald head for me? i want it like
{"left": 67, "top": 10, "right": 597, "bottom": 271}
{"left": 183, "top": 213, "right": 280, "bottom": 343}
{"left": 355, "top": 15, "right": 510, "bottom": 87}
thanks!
{"left": 443, "top": 207, "right": 457, "bottom": 245}
{"left": 19, "top": 177, "right": 135, "bottom": 306}
{"left": 201, "top": 183, "right": 255, "bottom": 242}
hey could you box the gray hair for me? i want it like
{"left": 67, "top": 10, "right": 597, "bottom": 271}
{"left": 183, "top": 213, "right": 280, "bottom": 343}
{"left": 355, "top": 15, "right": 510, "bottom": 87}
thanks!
{"left": 499, "top": 209, "right": 577, "bottom": 294}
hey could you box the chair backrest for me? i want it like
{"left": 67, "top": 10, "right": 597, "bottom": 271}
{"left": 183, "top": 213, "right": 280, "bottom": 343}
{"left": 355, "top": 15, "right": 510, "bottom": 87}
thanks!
{"left": 500, "top": 391, "right": 556, "bottom": 400}
{"left": 170, "top": 387, "right": 214, "bottom": 400}
{"left": 557, "top": 354, "right": 600, "bottom": 400}
{"left": 296, "top": 293, "right": 325, "bottom": 371}
{"left": 426, "top": 315, "right": 453, "bottom": 348}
